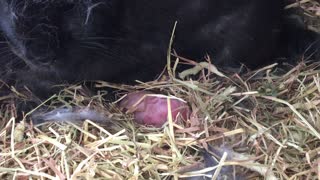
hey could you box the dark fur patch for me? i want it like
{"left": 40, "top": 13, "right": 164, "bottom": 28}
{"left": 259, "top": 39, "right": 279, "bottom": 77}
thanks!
{"left": 0, "top": 0, "right": 318, "bottom": 97}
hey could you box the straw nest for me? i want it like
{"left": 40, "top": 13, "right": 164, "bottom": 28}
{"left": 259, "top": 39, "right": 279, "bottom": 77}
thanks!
{"left": 1, "top": 1, "right": 320, "bottom": 179}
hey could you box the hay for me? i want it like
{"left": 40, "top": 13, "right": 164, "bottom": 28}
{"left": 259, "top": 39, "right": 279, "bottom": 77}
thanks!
{"left": 1, "top": 0, "right": 320, "bottom": 179}
{"left": 2, "top": 59, "right": 320, "bottom": 179}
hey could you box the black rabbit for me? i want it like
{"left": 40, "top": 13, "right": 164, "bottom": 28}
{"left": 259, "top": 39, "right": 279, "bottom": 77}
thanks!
{"left": 0, "top": 0, "right": 318, "bottom": 97}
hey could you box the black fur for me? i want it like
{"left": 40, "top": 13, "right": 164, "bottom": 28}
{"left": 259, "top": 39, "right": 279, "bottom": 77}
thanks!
{"left": 0, "top": 0, "right": 318, "bottom": 97}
